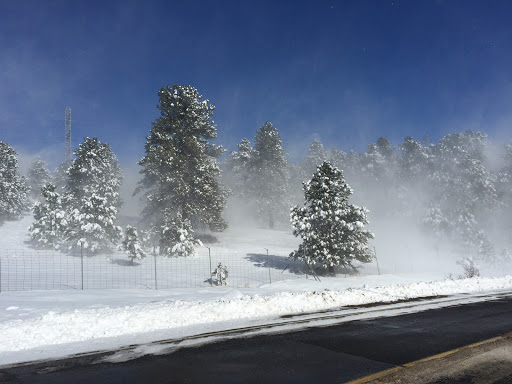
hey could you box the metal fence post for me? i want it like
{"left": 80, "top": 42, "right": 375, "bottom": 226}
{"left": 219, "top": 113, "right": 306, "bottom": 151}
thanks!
{"left": 80, "top": 242, "right": 84, "bottom": 290}
{"left": 153, "top": 245, "right": 157, "bottom": 290}
{"left": 265, "top": 248, "right": 271, "bottom": 284}
{"left": 207, "top": 247, "right": 212, "bottom": 287}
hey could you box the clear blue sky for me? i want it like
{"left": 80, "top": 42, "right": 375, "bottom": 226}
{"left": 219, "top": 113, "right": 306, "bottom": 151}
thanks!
{"left": 1, "top": 0, "right": 512, "bottom": 168}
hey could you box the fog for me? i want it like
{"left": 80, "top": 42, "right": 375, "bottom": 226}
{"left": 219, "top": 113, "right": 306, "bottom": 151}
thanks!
{"left": 9, "top": 126, "right": 512, "bottom": 278}
{"left": 219, "top": 130, "right": 512, "bottom": 276}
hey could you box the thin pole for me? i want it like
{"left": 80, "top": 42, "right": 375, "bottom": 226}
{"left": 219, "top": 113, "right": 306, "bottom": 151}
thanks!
{"left": 264, "top": 248, "right": 271, "bottom": 284}
{"left": 207, "top": 247, "right": 212, "bottom": 287}
{"left": 374, "top": 246, "right": 380, "bottom": 275}
{"left": 153, "top": 245, "right": 157, "bottom": 290}
{"left": 80, "top": 241, "right": 84, "bottom": 290}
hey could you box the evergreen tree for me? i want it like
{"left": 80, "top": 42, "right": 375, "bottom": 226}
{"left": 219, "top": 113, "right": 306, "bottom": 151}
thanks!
{"left": 301, "top": 140, "right": 326, "bottom": 178}
{"left": 120, "top": 225, "right": 147, "bottom": 264}
{"left": 327, "top": 148, "right": 346, "bottom": 171}
{"left": 136, "top": 85, "right": 228, "bottom": 256}
{"left": 362, "top": 137, "right": 396, "bottom": 182}
{"left": 28, "top": 182, "right": 67, "bottom": 249}
{"left": 251, "top": 122, "right": 288, "bottom": 228}
{"left": 0, "top": 141, "right": 28, "bottom": 223}
{"left": 398, "top": 136, "right": 431, "bottom": 183}
{"left": 286, "top": 162, "right": 305, "bottom": 206}
{"left": 344, "top": 149, "right": 362, "bottom": 182}
{"left": 53, "top": 161, "right": 72, "bottom": 193}
{"left": 290, "top": 161, "right": 374, "bottom": 274}
{"left": 224, "top": 138, "right": 255, "bottom": 200}
{"left": 498, "top": 142, "right": 512, "bottom": 247}
{"left": 426, "top": 131, "right": 497, "bottom": 260}
{"left": 64, "top": 137, "right": 123, "bottom": 252}
{"left": 26, "top": 157, "right": 52, "bottom": 200}
{"left": 159, "top": 211, "right": 201, "bottom": 257}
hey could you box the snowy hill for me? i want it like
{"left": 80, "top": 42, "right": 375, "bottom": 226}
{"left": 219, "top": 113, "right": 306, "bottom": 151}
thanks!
{"left": 1, "top": 215, "right": 512, "bottom": 366}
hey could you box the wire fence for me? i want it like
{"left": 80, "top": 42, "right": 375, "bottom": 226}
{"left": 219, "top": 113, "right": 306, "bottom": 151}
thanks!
{"left": 0, "top": 248, "right": 385, "bottom": 292}
{"left": 0, "top": 248, "right": 316, "bottom": 292}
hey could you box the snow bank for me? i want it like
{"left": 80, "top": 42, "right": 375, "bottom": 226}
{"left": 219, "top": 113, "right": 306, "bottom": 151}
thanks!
{"left": 1, "top": 275, "right": 512, "bottom": 357}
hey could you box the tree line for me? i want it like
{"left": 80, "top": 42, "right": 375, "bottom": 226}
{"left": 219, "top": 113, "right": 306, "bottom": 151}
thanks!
{"left": 1, "top": 84, "right": 511, "bottom": 272}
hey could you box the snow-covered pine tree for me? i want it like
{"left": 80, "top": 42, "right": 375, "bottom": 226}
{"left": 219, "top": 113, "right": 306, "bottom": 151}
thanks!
{"left": 344, "top": 149, "right": 362, "bottom": 182}
{"left": 301, "top": 140, "right": 326, "bottom": 179}
{"left": 362, "top": 137, "right": 396, "bottom": 183}
{"left": 53, "top": 161, "right": 72, "bottom": 193}
{"left": 0, "top": 141, "right": 28, "bottom": 223}
{"left": 28, "top": 182, "right": 67, "bottom": 249}
{"left": 426, "top": 131, "right": 497, "bottom": 260}
{"left": 64, "top": 137, "right": 123, "bottom": 252}
{"left": 498, "top": 142, "right": 512, "bottom": 248}
{"left": 251, "top": 122, "right": 289, "bottom": 228}
{"left": 327, "top": 148, "right": 346, "bottom": 171}
{"left": 290, "top": 161, "right": 374, "bottom": 274}
{"left": 136, "top": 85, "right": 228, "bottom": 256}
{"left": 26, "top": 157, "right": 52, "bottom": 200}
{"left": 159, "top": 211, "right": 202, "bottom": 257}
{"left": 120, "top": 225, "right": 147, "bottom": 264}
{"left": 224, "top": 138, "right": 256, "bottom": 200}
{"left": 398, "top": 136, "right": 431, "bottom": 184}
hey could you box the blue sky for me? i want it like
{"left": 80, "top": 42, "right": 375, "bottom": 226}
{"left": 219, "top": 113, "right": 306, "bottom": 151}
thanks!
{"left": 1, "top": 0, "right": 512, "bottom": 168}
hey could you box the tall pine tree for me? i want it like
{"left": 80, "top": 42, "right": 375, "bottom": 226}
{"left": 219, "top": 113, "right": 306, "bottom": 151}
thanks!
{"left": 26, "top": 157, "right": 52, "bottom": 200}
{"left": 0, "top": 141, "right": 28, "bottom": 223}
{"left": 301, "top": 140, "right": 326, "bottom": 178}
{"left": 64, "top": 137, "right": 123, "bottom": 252}
{"left": 136, "top": 85, "right": 228, "bottom": 256}
{"left": 251, "top": 122, "right": 288, "bottom": 228}
{"left": 28, "top": 182, "right": 67, "bottom": 249}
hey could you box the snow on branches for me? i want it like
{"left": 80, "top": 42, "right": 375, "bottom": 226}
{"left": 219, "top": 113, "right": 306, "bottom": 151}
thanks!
{"left": 290, "top": 161, "right": 374, "bottom": 274}
{"left": 0, "top": 141, "right": 28, "bottom": 223}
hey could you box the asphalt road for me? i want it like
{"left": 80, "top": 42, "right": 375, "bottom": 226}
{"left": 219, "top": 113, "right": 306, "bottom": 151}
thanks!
{"left": 2, "top": 296, "right": 512, "bottom": 383}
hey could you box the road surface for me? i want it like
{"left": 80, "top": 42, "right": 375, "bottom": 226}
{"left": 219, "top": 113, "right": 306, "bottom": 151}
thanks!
{"left": 1, "top": 295, "right": 512, "bottom": 383}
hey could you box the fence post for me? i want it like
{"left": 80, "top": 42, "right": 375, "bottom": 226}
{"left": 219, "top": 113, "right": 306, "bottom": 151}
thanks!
{"left": 374, "top": 246, "right": 380, "bottom": 275}
{"left": 80, "top": 241, "right": 84, "bottom": 290}
{"left": 264, "top": 248, "right": 271, "bottom": 284}
{"left": 207, "top": 247, "right": 212, "bottom": 287}
{"left": 153, "top": 245, "right": 157, "bottom": 290}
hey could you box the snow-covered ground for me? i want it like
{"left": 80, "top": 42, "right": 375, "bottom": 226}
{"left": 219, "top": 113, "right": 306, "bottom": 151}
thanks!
{"left": 1, "top": 215, "right": 512, "bottom": 366}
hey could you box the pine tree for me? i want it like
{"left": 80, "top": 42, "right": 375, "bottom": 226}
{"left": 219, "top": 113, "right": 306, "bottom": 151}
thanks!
{"left": 301, "top": 140, "right": 326, "bottom": 178}
{"left": 327, "top": 148, "right": 346, "bottom": 171}
{"left": 159, "top": 211, "right": 202, "bottom": 257}
{"left": 64, "top": 137, "right": 123, "bottom": 252}
{"left": 398, "top": 136, "right": 431, "bottom": 183}
{"left": 0, "top": 141, "right": 28, "bottom": 223}
{"left": 136, "top": 85, "right": 228, "bottom": 256}
{"left": 120, "top": 225, "right": 147, "bottom": 264}
{"left": 498, "top": 142, "right": 512, "bottom": 247}
{"left": 426, "top": 131, "right": 497, "bottom": 260}
{"left": 53, "top": 161, "right": 72, "bottom": 193}
{"left": 362, "top": 137, "right": 396, "bottom": 183}
{"left": 290, "top": 161, "right": 374, "bottom": 274}
{"left": 224, "top": 138, "right": 256, "bottom": 200}
{"left": 26, "top": 157, "right": 52, "bottom": 200}
{"left": 28, "top": 182, "right": 67, "bottom": 249}
{"left": 251, "top": 122, "right": 288, "bottom": 228}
